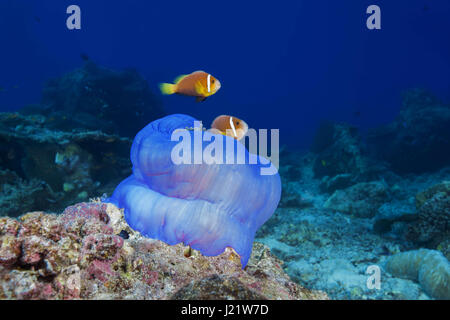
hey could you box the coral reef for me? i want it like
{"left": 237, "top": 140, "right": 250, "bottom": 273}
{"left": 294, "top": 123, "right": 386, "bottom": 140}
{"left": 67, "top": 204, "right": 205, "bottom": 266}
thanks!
{"left": 0, "top": 202, "right": 326, "bottom": 300}
{"left": 108, "top": 114, "right": 281, "bottom": 268}
{"left": 0, "top": 112, "right": 132, "bottom": 216}
{"left": 385, "top": 249, "right": 450, "bottom": 299}
{"left": 1, "top": 80, "right": 449, "bottom": 301}
{"left": 368, "top": 89, "right": 450, "bottom": 174}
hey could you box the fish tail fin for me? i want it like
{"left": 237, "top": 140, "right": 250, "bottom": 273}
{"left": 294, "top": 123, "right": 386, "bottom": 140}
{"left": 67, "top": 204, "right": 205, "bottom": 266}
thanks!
{"left": 159, "top": 83, "right": 176, "bottom": 95}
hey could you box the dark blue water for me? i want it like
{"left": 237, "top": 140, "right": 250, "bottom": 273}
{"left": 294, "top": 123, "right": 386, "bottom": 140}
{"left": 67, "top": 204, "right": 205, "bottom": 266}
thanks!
{"left": 0, "top": 0, "right": 449, "bottom": 148}
{"left": 1, "top": 1, "right": 450, "bottom": 301}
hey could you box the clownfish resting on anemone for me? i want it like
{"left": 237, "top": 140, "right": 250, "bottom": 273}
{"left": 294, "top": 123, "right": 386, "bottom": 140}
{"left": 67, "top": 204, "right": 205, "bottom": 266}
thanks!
{"left": 209, "top": 115, "right": 249, "bottom": 141}
{"left": 106, "top": 114, "right": 281, "bottom": 268}
{"left": 159, "top": 71, "right": 221, "bottom": 102}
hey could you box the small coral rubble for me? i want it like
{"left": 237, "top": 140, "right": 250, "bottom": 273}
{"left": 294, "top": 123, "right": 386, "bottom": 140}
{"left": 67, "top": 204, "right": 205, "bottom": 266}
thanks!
{"left": 0, "top": 202, "right": 327, "bottom": 300}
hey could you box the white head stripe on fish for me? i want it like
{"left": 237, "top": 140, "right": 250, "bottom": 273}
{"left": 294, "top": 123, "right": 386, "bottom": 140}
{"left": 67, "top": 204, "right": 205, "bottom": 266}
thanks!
{"left": 229, "top": 116, "right": 237, "bottom": 137}
{"left": 207, "top": 74, "right": 211, "bottom": 93}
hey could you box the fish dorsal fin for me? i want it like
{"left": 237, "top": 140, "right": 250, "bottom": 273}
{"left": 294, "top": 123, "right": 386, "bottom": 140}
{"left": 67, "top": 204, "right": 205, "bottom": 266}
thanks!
{"left": 174, "top": 74, "right": 188, "bottom": 84}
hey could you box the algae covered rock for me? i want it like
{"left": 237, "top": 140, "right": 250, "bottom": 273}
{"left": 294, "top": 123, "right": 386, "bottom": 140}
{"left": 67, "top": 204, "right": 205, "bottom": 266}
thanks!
{"left": 0, "top": 201, "right": 327, "bottom": 300}
{"left": 171, "top": 275, "right": 266, "bottom": 300}
{"left": 406, "top": 182, "right": 450, "bottom": 245}
{"left": 324, "top": 181, "right": 389, "bottom": 218}
{"left": 415, "top": 181, "right": 450, "bottom": 209}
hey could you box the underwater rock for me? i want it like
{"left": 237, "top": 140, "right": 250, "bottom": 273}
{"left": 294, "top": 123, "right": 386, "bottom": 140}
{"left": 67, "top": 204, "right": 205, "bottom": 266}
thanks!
{"left": 415, "top": 181, "right": 450, "bottom": 208}
{"left": 437, "top": 239, "right": 450, "bottom": 261}
{"left": 373, "top": 202, "right": 417, "bottom": 235}
{"left": 0, "top": 112, "right": 132, "bottom": 216}
{"left": 319, "top": 173, "right": 355, "bottom": 194}
{"left": 279, "top": 180, "right": 314, "bottom": 209}
{"left": 311, "top": 122, "right": 368, "bottom": 179}
{"left": 0, "top": 169, "right": 52, "bottom": 217}
{"left": 0, "top": 201, "right": 326, "bottom": 300}
{"left": 310, "top": 121, "right": 388, "bottom": 190}
{"left": 108, "top": 114, "right": 281, "bottom": 268}
{"left": 324, "top": 181, "right": 389, "bottom": 218}
{"left": 277, "top": 153, "right": 316, "bottom": 208}
{"left": 277, "top": 220, "right": 326, "bottom": 248}
{"left": 406, "top": 182, "right": 450, "bottom": 245}
{"left": 310, "top": 120, "right": 339, "bottom": 154}
{"left": 385, "top": 249, "right": 450, "bottom": 300}
{"left": 171, "top": 275, "right": 266, "bottom": 299}
{"left": 368, "top": 89, "right": 450, "bottom": 174}
{"left": 279, "top": 193, "right": 314, "bottom": 209}
{"left": 34, "top": 62, "right": 165, "bottom": 137}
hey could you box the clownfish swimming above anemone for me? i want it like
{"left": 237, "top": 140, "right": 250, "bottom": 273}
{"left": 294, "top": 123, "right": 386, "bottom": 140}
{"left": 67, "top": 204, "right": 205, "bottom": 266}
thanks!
{"left": 159, "top": 71, "right": 221, "bottom": 102}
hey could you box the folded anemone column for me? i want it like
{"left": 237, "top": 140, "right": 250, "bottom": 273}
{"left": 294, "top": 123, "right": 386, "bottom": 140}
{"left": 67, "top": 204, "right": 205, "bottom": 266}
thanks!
{"left": 107, "top": 114, "right": 281, "bottom": 267}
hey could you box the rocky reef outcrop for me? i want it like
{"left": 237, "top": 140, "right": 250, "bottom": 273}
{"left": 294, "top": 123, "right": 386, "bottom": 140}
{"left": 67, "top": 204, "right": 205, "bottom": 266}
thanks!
{"left": 0, "top": 202, "right": 327, "bottom": 300}
{"left": 311, "top": 121, "right": 367, "bottom": 180}
{"left": 368, "top": 89, "right": 450, "bottom": 174}
{"left": 28, "top": 62, "right": 165, "bottom": 138}
{"left": 0, "top": 112, "right": 132, "bottom": 216}
{"left": 310, "top": 121, "right": 387, "bottom": 194}
{"left": 0, "top": 63, "right": 166, "bottom": 216}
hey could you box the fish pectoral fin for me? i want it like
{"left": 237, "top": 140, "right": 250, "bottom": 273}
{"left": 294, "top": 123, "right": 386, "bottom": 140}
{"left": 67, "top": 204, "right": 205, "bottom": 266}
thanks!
{"left": 194, "top": 81, "right": 205, "bottom": 95}
{"left": 196, "top": 96, "right": 207, "bottom": 102}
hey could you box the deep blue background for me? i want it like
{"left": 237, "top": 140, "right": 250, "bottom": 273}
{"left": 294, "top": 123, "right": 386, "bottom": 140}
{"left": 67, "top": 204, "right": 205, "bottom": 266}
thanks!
{"left": 0, "top": 0, "right": 449, "bottom": 147}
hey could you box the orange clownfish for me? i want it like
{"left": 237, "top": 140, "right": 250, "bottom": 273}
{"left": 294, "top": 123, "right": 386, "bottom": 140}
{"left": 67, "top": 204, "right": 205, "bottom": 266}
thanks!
{"left": 209, "top": 115, "right": 248, "bottom": 141}
{"left": 159, "top": 71, "right": 221, "bottom": 102}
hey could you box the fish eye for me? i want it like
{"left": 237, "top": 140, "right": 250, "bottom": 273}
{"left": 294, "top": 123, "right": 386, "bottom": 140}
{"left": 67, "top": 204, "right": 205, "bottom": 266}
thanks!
{"left": 212, "top": 79, "right": 215, "bottom": 83}
{"left": 236, "top": 121, "right": 240, "bottom": 125}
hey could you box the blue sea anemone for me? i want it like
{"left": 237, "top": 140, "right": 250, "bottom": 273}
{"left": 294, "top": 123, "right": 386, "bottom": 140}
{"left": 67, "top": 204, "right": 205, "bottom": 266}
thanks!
{"left": 107, "top": 114, "right": 281, "bottom": 267}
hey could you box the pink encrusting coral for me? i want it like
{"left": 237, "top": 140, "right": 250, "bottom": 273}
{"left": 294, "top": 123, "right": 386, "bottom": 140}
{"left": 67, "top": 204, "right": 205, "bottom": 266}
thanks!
{"left": 0, "top": 201, "right": 327, "bottom": 300}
